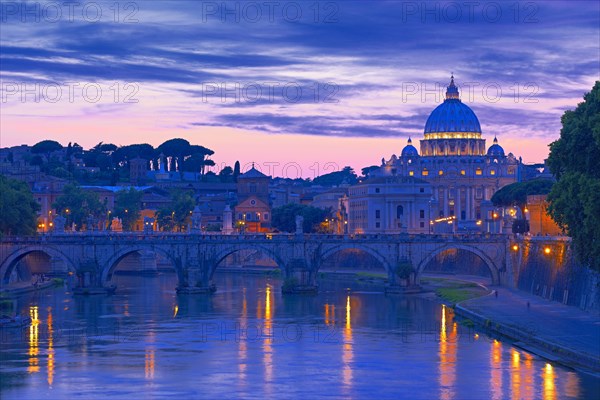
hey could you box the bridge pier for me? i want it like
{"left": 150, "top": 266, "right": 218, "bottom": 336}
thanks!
{"left": 176, "top": 263, "right": 216, "bottom": 294}
{"left": 72, "top": 261, "right": 116, "bottom": 295}
{"left": 282, "top": 258, "right": 318, "bottom": 294}
{"left": 385, "top": 259, "right": 422, "bottom": 294}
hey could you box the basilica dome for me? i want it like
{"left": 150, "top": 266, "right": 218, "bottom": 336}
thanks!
{"left": 424, "top": 76, "right": 482, "bottom": 135}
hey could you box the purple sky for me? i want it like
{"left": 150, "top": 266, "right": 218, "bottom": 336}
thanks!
{"left": 1, "top": 1, "right": 599, "bottom": 177}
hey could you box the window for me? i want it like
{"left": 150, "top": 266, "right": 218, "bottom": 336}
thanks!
{"left": 490, "top": 170, "right": 496, "bottom": 176}
{"left": 250, "top": 184, "right": 257, "bottom": 193}
{"left": 476, "top": 188, "right": 483, "bottom": 199}
{"left": 422, "top": 168, "right": 429, "bottom": 176}
{"left": 375, "top": 188, "right": 380, "bottom": 193}
{"left": 375, "top": 210, "right": 381, "bottom": 219}
{"left": 475, "top": 168, "right": 482, "bottom": 176}
{"left": 508, "top": 168, "right": 515, "bottom": 175}
{"left": 460, "top": 170, "right": 466, "bottom": 176}
{"left": 438, "top": 170, "right": 444, "bottom": 175}
{"left": 264, "top": 213, "right": 269, "bottom": 220}
{"left": 409, "top": 170, "right": 414, "bottom": 176}
{"left": 375, "top": 222, "right": 380, "bottom": 228}
{"left": 397, "top": 205, "right": 404, "bottom": 218}
{"left": 419, "top": 210, "right": 425, "bottom": 219}
{"left": 419, "top": 187, "right": 425, "bottom": 193}
{"left": 420, "top": 222, "right": 425, "bottom": 228}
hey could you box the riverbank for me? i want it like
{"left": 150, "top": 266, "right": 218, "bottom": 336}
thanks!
{"left": 455, "top": 287, "right": 600, "bottom": 375}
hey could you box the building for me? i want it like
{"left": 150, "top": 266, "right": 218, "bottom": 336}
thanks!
{"left": 348, "top": 176, "right": 433, "bottom": 234}
{"left": 374, "top": 75, "right": 520, "bottom": 231}
{"left": 234, "top": 165, "right": 271, "bottom": 232}
{"left": 526, "top": 194, "right": 562, "bottom": 236}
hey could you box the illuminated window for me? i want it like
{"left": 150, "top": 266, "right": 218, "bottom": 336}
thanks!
{"left": 460, "top": 170, "right": 466, "bottom": 175}
{"left": 475, "top": 168, "right": 482, "bottom": 175}
{"left": 422, "top": 168, "right": 429, "bottom": 176}
{"left": 490, "top": 170, "right": 496, "bottom": 176}
{"left": 409, "top": 170, "right": 414, "bottom": 176}
{"left": 438, "top": 170, "right": 444, "bottom": 175}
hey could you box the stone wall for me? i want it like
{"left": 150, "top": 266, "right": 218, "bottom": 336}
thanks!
{"left": 513, "top": 237, "right": 600, "bottom": 312}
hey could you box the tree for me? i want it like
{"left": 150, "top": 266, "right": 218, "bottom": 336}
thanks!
{"left": 156, "top": 190, "right": 195, "bottom": 232}
{"left": 312, "top": 166, "right": 357, "bottom": 186}
{"left": 361, "top": 165, "right": 379, "bottom": 179}
{"left": 491, "top": 179, "right": 554, "bottom": 213}
{"left": 233, "top": 161, "right": 241, "bottom": 181}
{"left": 271, "top": 203, "right": 331, "bottom": 233}
{"left": 547, "top": 81, "right": 600, "bottom": 271}
{"left": 53, "top": 184, "right": 105, "bottom": 231}
{"left": 114, "top": 188, "right": 143, "bottom": 231}
{"left": 157, "top": 138, "right": 191, "bottom": 173}
{"left": 219, "top": 166, "right": 234, "bottom": 182}
{"left": 31, "top": 140, "right": 62, "bottom": 163}
{"left": 0, "top": 175, "right": 40, "bottom": 236}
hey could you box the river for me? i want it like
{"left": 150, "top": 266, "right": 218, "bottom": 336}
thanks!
{"left": 1, "top": 272, "right": 598, "bottom": 399}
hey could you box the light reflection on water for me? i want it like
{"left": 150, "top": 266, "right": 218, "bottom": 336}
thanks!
{"left": 1, "top": 273, "right": 598, "bottom": 399}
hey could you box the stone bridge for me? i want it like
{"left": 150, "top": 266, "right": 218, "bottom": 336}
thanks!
{"left": 0, "top": 233, "right": 514, "bottom": 294}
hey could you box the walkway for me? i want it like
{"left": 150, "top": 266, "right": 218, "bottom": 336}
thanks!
{"left": 457, "top": 286, "right": 600, "bottom": 374}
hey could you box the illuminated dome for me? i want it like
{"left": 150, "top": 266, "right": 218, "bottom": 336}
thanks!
{"left": 424, "top": 75, "right": 482, "bottom": 135}
{"left": 401, "top": 137, "right": 419, "bottom": 157}
{"left": 487, "top": 137, "right": 505, "bottom": 157}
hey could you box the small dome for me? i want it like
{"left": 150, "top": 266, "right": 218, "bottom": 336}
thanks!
{"left": 487, "top": 137, "right": 505, "bottom": 157}
{"left": 401, "top": 137, "right": 419, "bottom": 157}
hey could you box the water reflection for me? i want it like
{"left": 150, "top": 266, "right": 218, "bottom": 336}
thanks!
{"left": 324, "top": 303, "right": 335, "bottom": 326}
{"left": 1, "top": 274, "right": 597, "bottom": 399}
{"left": 439, "top": 304, "right": 456, "bottom": 400}
{"left": 490, "top": 339, "right": 503, "bottom": 400}
{"left": 47, "top": 308, "right": 54, "bottom": 386}
{"left": 543, "top": 363, "right": 556, "bottom": 400}
{"left": 511, "top": 349, "right": 520, "bottom": 400}
{"left": 263, "top": 285, "right": 273, "bottom": 389}
{"left": 342, "top": 295, "right": 353, "bottom": 390}
{"left": 28, "top": 306, "right": 39, "bottom": 374}
{"left": 238, "top": 288, "right": 248, "bottom": 387}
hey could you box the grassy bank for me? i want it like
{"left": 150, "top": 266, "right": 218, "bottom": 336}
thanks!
{"left": 421, "top": 277, "right": 490, "bottom": 305}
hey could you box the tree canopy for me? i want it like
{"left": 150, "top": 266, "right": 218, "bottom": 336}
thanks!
{"left": 53, "top": 184, "right": 106, "bottom": 231}
{"left": 312, "top": 166, "right": 357, "bottom": 186}
{"left": 114, "top": 188, "right": 143, "bottom": 231}
{"left": 31, "top": 140, "right": 63, "bottom": 161}
{"left": 156, "top": 189, "right": 195, "bottom": 231}
{"left": 491, "top": 179, "right": 554, "bottom": 211}
{"left": 0, "top": 175, "right": 40, "bottom": 236}
{"left": 547, "top": 81, "right": 600, "bottom": 271}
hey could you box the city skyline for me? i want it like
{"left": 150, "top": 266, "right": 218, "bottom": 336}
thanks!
{"left": 1, "top": 1, "right": 599, "bottom": 177}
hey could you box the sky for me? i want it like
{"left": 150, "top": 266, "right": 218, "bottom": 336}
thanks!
{"left": 1, "top": 0, "right": 599, "bottom": 178}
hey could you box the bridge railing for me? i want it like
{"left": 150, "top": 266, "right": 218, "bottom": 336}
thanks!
{"left": 0, "top": 231, "right": 518, "bottom": 243}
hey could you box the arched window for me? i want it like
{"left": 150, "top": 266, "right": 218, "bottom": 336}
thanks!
{"left": 397, "top": 205, "right": 404, "bottom": 219}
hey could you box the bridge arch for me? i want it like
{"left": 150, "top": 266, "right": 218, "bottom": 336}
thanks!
{"left": 0, "top": 245, "right": 77, "bottom": 285}
{"left": 211, "top": 244, "right": 285, "bottom": 277}
{"left": 416, "top": 244, "right": 500, "bottom": 285}
{"left": 101, "top": 247, "right": 184, "bottom": 286}
{"left": 319, "top": 244, "right": 392, "bottom": 273}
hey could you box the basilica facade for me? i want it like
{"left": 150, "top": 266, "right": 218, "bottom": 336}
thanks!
{"left": 360, "top": 76, "right": 521, "bottom": 232}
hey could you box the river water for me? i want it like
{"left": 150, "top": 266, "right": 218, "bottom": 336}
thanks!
{"left": 1, "top": 273, "right": 598, "bottom": 399}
